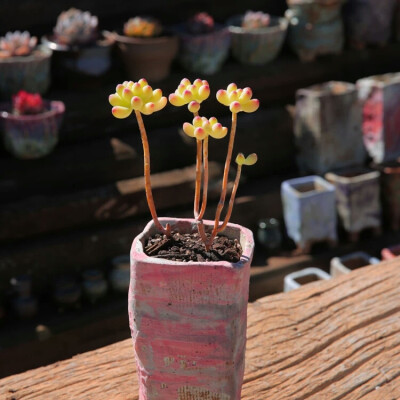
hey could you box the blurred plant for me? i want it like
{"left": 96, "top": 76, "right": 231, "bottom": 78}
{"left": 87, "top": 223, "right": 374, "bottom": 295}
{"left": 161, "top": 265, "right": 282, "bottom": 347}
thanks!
{"left": 0, "top": 31, "right": 37, "bottom": 58}
{"left": 12, "top": 90, "right": 44, "bottom": 115}
{"left": 54, "top": 8, "right": 98, "bottom": 45}
{"left": 109, "top": 78, "right": 259, "bottom": 250}
{"left": 123, "top": 16, "right": 162, "bottom": 37}
{"left": 186, "top": 12, "right": 215, "bottom": 34}
{"left": 241, "top": 11, "right": 271, "bottom": 29}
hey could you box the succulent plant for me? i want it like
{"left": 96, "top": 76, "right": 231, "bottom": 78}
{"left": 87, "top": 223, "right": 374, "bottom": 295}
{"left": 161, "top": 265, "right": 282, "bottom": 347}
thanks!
{"left": 241, "top": 11, "right": 271, "bottom": 29}
{"left": 123, "top": 17, "right": 162, "bottom": 38}
{"left": 186, "top": 12, "right": 215, "bottom": 35}
{"left": 12, "top": 90, "right": 44, "bottom": 115}
{"left": 54, "top": 8, "right": 98, "bottom": 46}
{"left": 0, "top": 31, "right": 37, "bottom": 58}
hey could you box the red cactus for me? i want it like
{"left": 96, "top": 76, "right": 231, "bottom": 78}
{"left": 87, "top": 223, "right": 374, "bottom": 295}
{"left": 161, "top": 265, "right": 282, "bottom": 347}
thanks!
{"left": 12, "top": 91, "right": 44, "bottom": 115}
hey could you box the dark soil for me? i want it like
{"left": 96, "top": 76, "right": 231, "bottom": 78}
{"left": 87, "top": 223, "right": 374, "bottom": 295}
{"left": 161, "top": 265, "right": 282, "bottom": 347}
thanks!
{"left": 144, "top": 231, "right": 242, "bottom": 263}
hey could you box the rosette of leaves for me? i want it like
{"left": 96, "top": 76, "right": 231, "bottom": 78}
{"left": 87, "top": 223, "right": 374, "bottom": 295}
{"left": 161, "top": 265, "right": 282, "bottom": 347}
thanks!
{"left": 0, "top": 31, "right": 37, "bottom": 58}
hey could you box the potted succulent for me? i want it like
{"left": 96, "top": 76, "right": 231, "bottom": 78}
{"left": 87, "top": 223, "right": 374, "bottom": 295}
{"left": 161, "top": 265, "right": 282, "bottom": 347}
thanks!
{"left": 284, "top": 267, "right": 330, "bottom": 292}
{"left": 0, "top": 30, "right": 51, "bottom": 98}
{"left": 325, "top": 167, "right": 382, "bottom": 242}
{"left": 294, "top": 81, "right": 365, "bottom": 174}
{"left": 330, "top": 251, "right": 380, "bottom": 277}
{"left": 344, "top": 0, "right": 397, "bottom": 49}
{"left": 228, "top": 10, "right": 288, "bottom": 65}
{"left": 281, "top": 175, "right": 337, "bottom": 253}
{"left": 42, "top": 8, "right": 112, "bottom": 81}
{"left": 357, "top": 73, "right": 400, "bottom": 164}
{"left": 176, "top": 12, "right": 231, "bottom": 74}
{"left": 109, "top": 77, "right": 259, "bottom": 397}
{"left": 285, "top": 0, "right": 345, "bottom": 61}
{"left": 106, "top": 16, "right": 178, "bottom": 82}
{"left": 0, "top": 90, "right": 65, "bottom": 159}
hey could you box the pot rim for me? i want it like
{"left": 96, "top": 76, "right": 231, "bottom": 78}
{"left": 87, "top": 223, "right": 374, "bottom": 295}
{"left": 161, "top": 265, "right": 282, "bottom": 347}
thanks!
{"left": 331, "top": 251, "right": 380, "bottom": 265}
{"left": 357, "top": 72, "right": 400, "bottom": 88}
{"left": 41, "top": 34, "right": 113, "bottom": 52}
{"left": 228, "top": 16, "right": 288, "bottom": 34}
{"left": 132, "top": 217, "right": 254, "bottom": 268}
{"left": 297, "top": 81, "right": 356, "bottom": 98}
{"left": 0, "top": 100, "right": 65, "bottom": 121}
{"left": 325, "top": 168, "right": 379, "bottom": 184}
{"left": 111, "top": 31, "right": 178, "bottom": 45}
{"left": 282, "top": 175, "right": 335, "bottom": 198}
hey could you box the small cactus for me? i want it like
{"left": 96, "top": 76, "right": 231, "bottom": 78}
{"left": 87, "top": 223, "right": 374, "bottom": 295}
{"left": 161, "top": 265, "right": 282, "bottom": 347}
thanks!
{"left": 241, "top": 11, "right": 271, "bottom": 29}
{"left": 12, "top": 91, "right": 44, "bottom": 115}
{"left": 123, "top": 17, "right": 162, "bottom": 38}
{"left": 187, "top": 12, "right": 215, "bottom": 35}
{"left": 54, "top": 8, "right": 98, "bottom": 46}
{"left": 0, "top": 31, "right": 37, "bottom": 58}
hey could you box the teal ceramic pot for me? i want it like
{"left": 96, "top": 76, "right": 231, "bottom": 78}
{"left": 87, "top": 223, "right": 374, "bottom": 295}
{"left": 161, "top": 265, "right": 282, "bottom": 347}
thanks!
{"left": 0, "top": 100, "right": 65, "bottom": 159}
{"left": 0, "top": 45, "right": 52, "bottom": 99}
{"left": 228, "top": 16, "right": 288, "bottom": 65}
{"left": 177, "top": 25, "right": 231, "bottom": 74}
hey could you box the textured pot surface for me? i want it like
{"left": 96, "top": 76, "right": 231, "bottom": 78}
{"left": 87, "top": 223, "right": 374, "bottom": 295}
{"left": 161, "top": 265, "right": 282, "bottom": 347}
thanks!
{"left": 281, "top": 176, "right": 337, "bottom": 250}
{"left": 357, "top": 73, "right": 400, "bottom": 164}
{"left": 0, "top": 100, "right": 65, "bottom": 159}
{"left": 0, "top": 46, "right": 51, "bottom": 98}
{"left": 344, "top": 0, "right": 397, "bottom": 47}
{"left": 325, "top": 168, "right": 381, "bottom": 233}
{"left": 129, "top": 218, "right": 254, "bottom": 400}
{"left": 116, "top": 34, "right": 178, "bottom": 82}
{"left": 295, "top": 81, "right": 365, "bottom": 174}
{"left": 286, "top": 0, "right": 344, "bottom": 61}
{"left": 228, "top": 16, "right": 288, "bottom": 65}
{"left": 178, "top": 26, "right": 231, "bottom": 74}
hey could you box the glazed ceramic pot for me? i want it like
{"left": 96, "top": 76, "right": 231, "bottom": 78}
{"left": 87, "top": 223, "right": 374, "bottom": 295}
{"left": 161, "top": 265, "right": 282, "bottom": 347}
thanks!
{"left": 330, "top": 251, "right": 380, "bottom": 277}
{"left": 344, "top": 0, "right": 397, "bottom": 48}
{"left": 286, "top": 0, "right": 345, "bottom": 62}
{"left": 281, "top": 176, "right": 337, "bottom": 253}
{"left": 295, "top": 81, "right": 365, "bottom": 174}
{"left": 82, "top": 269, "right": 108, "bottom": 303}
{"left": 112, "top": 32, "right": 178, "bottom": 82}
{"left": 0, "top": 100, "right": 65, "bottom": 159}
{"left": 0, "top": 46, "right": 52, "bottom": 99}
{"left": 129, "top": 217, "right": 254, "bottom": 399}
{"left": 53, "top": 276, "right": 81, "bottom": 309}
{"left": 177, "top": 25, "right": 231, "bottom": 74}
{"left": 284, "top": 267, "right": 330, "bottom": 292}
{"left": 381, "top": 243, "right": 400, "bottom": 260}
{"left": 110, "top": 255, "right": 130, "bottom": 294}
{"left": 357, "top": 73, "right": 400, "bottom": 164}
{"left": 228, "top": 16, "right": 288, "bottom": 65}
{"left": 325, "top": 167, "right": 381, "bottom": 240}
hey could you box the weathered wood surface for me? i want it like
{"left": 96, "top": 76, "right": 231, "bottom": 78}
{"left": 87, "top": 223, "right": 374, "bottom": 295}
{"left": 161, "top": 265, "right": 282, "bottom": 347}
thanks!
{"left": 2, "top": 259, "right": 400, "bottom": 399}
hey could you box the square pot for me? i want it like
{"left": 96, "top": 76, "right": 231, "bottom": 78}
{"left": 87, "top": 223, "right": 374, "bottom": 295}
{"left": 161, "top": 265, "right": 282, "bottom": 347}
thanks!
{"left": 281, "top": 176, "right": 337, "bottom": 252}
{"left": 330, "top": 251, "right": 380, "bottom": 277}
{"left": 325, "top": 167, "right": 381, "bottom": 239}
{"left": 129, "top": 218, "right": 254, "bottom": 399}
{"left": 295, "top": 81, "right": 365, "bottom": 174}
{"left": 284, "top": 267, "right": 331, "bottom": 292}
{"left": 357, "top": 73, "right": 400, "bottom": 164}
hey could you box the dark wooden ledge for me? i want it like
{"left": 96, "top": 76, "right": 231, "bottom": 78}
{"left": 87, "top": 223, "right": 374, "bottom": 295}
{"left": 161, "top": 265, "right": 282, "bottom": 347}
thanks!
{"left": 1, "top": 259, "right": 400, "bottom": 399}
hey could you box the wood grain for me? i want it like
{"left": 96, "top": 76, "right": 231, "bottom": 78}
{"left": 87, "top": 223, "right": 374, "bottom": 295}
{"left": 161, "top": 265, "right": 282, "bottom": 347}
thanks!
{"left": 1, "top": 259, "right": 400, "bottom": 399}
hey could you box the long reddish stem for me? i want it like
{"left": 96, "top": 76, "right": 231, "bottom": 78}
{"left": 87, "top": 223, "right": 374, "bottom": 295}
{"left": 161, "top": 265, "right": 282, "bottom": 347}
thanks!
{"left": 198, "top": 136, "right": 209, "bottom": 220}
{"left": 194, "top": 139, "right": 202, "bottom": 219}
{"left": 135, "top": 111, "right": 170, "bottom": 235}
{"left": 217, "top": 164, "right": 242, "bottom": 233}
{"left": 209, "top": 112, "right": 237, "bottom": 242}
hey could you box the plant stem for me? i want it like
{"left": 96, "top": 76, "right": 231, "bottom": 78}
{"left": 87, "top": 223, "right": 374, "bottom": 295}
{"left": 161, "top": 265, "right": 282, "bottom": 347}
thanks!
{"left": 217, "top": 164, "right": 242, "bottom": 233}
{"left": 209, "top": 112, "right": 238, "bottom": 242}
{"left": 194, "top": 139, "right": 202, "bottom": 219}
{"left": 198, "top": 136, "right": 209, "bottom": 220}
{"left": 135, "top": 111, "right": 170, "bottom": 236}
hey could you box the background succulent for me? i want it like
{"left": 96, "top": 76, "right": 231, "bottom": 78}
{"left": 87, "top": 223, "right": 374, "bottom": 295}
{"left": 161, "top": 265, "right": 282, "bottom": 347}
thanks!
{"left": 241, "top": 10, "right": 271, "bottom": 29}
{"left": 123, "top": 17, "right": 162, "bottom": 37}
{"left": 186, "top": 12, "right": 215, "bottom": 35}
{"left": 12, "top": 91, "right": 44, "bottom": 115}
{"left": 0, "top": 31, "right": 37, "bottom": 58}
{"left": 54, "top": 8, "right": 98, "bottom": 46}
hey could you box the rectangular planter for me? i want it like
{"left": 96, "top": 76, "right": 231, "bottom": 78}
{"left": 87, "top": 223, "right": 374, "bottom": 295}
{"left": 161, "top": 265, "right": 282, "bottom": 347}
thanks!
{"left": 330, "top": 251, "right": 380, "bottom": 278}
{"left": 129, "top": 218, "right": 254, "bottom": 400}
{"left": 357, "top": 73, "right": 400, "bottom": 164}
{"left": 281, "top": 175, "right": 337, "bottom": 252}
{"left": 284, "top": 267, "right": 331, "bottom": 292}
{"left": 294, "top": 81, "right": 365, "bottom": 174}
{"left": 325, "top": 167, "right": 381, "bottom": 240}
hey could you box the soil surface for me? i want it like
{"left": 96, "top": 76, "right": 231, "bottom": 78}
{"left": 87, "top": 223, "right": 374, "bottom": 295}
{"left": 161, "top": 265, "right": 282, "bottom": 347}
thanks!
{"left": 144, "top": 231, "right": 242, "bottom": 263}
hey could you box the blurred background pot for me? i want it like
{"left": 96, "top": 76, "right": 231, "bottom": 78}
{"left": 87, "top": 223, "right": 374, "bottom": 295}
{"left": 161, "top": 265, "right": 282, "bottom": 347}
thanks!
{"left": 228, "top": 15, "right": 288, "bottom": 65}
{"left": 110, "top": 255, "right": 130, "bottom": 294}
{"left": 330, "top": 251, "right": 380, "bottom": 277}
{"left": 284, "top": 267, "right": 330, "bottom": 292}
{"left": 0, "top": 100, "right": 65, "bottom": 159}
{"left": 53, "top": 276, "right": 81, "bottom": 310}
{"left": 381, "top": 243, "right": 400, "bottom": 260}
{"left": 0, "top": 46, "right": 51, "bottom": 99}
{"left": 13, "top": 296, "right": 38, "bottom": 319}
{"left": 344, "top": 0, "right": 397, "bottom": 49}
{"left": 82, "top": 269, "right": 108, "bottom": 304}
{"left": 286, "top": 0, "right": 345, "bottom": 62}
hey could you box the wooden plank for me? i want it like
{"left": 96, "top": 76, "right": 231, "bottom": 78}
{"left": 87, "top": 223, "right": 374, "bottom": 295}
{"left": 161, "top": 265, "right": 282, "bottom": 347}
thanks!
{"left": 1, "top": 259, "right": 399, "bottom": 399}
{"left": 0, "top": 162, "right": 223, "bottom": 241}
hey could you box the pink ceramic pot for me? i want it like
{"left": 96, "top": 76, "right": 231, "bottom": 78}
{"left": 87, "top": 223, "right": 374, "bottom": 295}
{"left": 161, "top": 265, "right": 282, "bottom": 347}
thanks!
{"left": 129, "top": 217, "right": 254, "bottom": 399}
{"left": 381, "top": 244, "right": 400, "bottom": 260}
